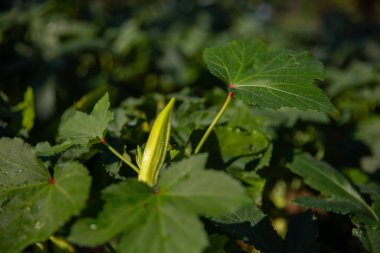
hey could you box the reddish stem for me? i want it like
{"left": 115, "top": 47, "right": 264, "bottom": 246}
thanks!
{"left": 229, "top": 83, "right": 236, "bottom": 98}
{"left": 49, "top": 177, "right": 56, "bottom": 185}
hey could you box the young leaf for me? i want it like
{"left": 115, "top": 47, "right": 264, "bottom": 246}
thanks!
{"left": 58, "top": 93, "right": 114, "bottom": 145}
{"left": 69, "top": 155, "right": 250, "bottom": 253}
{"left": 0, "top": 138, "right": 91, "bottom": 253}
{"left": 286, "top": 152, "right": 379, "bottom": 224}
{"left": 138, "top": 98, "right": 175, "bottom": 186}
{"left": 203, "top": 38, "right": 334, "bottom": 112}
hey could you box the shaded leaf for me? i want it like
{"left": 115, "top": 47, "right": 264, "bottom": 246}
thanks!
{"left": 35, "top": 141, "right": 74, "bottom": 157}
{"left": 0, "top": 138, "right": 91, "bottom": 253}
{"left": 286, "top": 153, "right": 379, "bottom": 224}
{"left": 204, "top": 234, "right": 229, "bottom": 253}
{"left": 214, "top": 216, "right": 282, "bottom": 253}
{"left": 214, "top": 127, "right": 269, "bottom": 161}
{"left": 213, "top": 203, "right": 265, "bottom": 225}
{"left": 172, "top": 95, "right": 217, "bottom": 145}
{"left": 295, "top": 196, "right": 355, "bottom": 215}
{"left": 204, "top": 38, "right": 334, "bottom": 112}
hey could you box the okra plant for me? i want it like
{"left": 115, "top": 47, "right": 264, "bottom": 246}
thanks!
{"left": 1, "top": 38, "right": 379, "bottom": 253}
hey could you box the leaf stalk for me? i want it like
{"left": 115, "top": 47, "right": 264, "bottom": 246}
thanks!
{"left": 194, "top": 91, "right": 233, "bottom": 154}
{"left": 102, "top": 139, "right": 140, "bottom": 174}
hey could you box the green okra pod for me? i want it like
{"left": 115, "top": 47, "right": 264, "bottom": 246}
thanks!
{"left": 138, "top": 98, "right": 175, "bottom": 186}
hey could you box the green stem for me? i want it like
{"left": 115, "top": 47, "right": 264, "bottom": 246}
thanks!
{"left": 194, "top": 91, "right": 233, "bottom": 154}
{"left": 105, "top": 242, "right": 117, "bottom": 253}
{"left": 103, "top": 140, "right": 140, "bottom": 174}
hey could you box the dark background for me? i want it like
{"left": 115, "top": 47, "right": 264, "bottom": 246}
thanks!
{"left": 1, "top": 1, "right": 379, "bottom": 252}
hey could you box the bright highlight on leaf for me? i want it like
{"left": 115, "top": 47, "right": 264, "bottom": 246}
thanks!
{"left": 203, "top": 38, "right": 335, "bottom": 113}
{"left": 58, "top": 93, "right": 114, "bottom": 145}
{"left": 138, "top": 98, "right": 175, "bottom": 186}
{"left": 69, "top": 155, "right": 250, "bottom": 253}
{"left": 0, "top": 138, "right": 91, "bottom": 253}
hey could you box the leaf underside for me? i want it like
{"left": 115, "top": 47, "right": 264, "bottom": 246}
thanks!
{"left": 203, "top": 38, "right": 334, "bottom": 112}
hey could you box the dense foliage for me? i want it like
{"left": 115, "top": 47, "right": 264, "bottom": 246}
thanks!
{"left": 1, "top": 1, "right": 379, "bottom": 253}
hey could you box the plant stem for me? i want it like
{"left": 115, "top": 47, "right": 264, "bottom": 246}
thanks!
{"left": 105, "top": 242, "right": 117, "bottom": 253}
{"left": 103, "top": 139, "right": 140, "bottom": 174}
{"left": 194, "top": 91, "right": 233, "bottom": 154}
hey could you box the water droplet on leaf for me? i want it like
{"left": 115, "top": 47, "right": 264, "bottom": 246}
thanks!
{"left": 90, "top": 224, "right": 97, "bottom": 230}
{"left": 34, "top": 220, "right": 45, "bottom": 230}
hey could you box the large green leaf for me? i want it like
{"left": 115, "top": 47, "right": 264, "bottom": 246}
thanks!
{"left": 286, "top": 153, "right": 379, "bottom": 224}
{"left": 0, "top": 138, "right": 91, "bottom": 253}
{"left": 203, "top": 38, "right": 334, "bottom": 112}
{"left": 58, "top": 93, "right": 114, "bottom": 145}
{"left": 69, "top": 155, "right": 250, "bottom": 253}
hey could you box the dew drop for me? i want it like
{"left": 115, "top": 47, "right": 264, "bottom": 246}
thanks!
{"left": 34, "top": 220, "right": 45, "bottom": 230}
{"left": 90, "top": 224, "right": 97, "bottom": 230}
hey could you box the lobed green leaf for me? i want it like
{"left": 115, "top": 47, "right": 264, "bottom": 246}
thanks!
{"left": 58, "top": 93, "right": 114, "bottom": 145}
{"left": 204, "top": 38, "right": 335, "bottom": 112}
{"left": 70, "top": 155, "right": 250, "bottom": 253}
{"left": 0, "top": 138, "right": 91, "bottom": 253}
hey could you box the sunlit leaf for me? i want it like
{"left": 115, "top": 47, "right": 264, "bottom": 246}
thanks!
{"left": 204, "top": 38, "right": 334, "bottom": 112}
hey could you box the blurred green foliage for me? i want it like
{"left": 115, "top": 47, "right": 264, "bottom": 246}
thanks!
{"left": 1, "top": 0, "right": 379, "bottom": 252}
